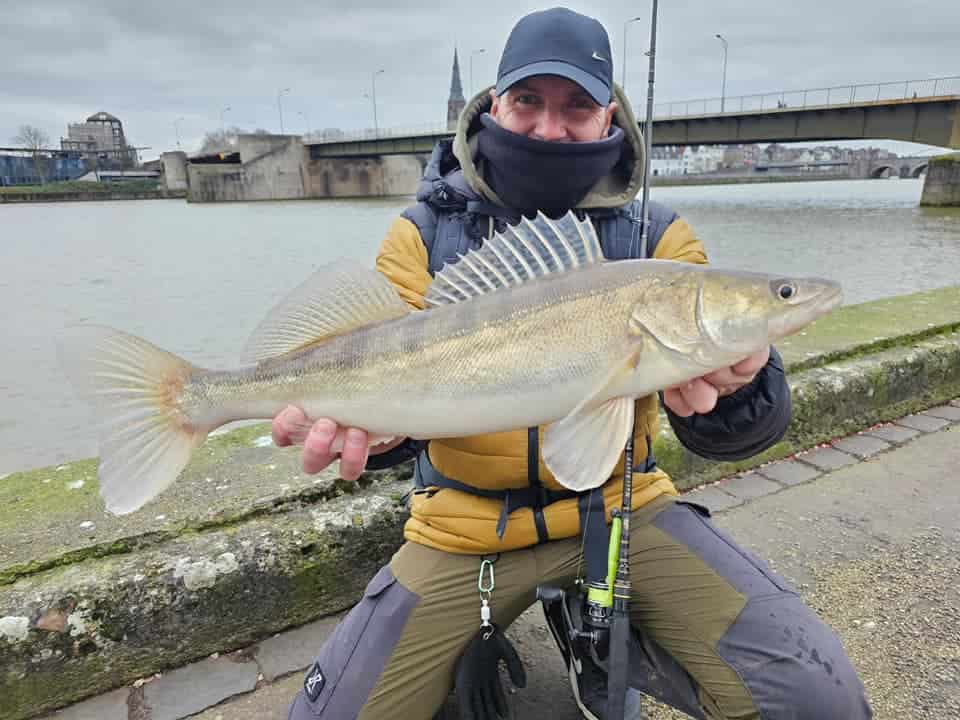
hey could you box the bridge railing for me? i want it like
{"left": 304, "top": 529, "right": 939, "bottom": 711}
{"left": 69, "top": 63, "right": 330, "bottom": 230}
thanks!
{"left": 308, "top": 122, "right": 452, "bottom": 144}
{"left": 653, "top": 75, "right": 960, "bottom": 119}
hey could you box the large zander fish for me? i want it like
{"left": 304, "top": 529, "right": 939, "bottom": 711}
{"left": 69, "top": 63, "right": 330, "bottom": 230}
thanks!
{"left": 61, "top": 211, "right": 841, "bottom": 515}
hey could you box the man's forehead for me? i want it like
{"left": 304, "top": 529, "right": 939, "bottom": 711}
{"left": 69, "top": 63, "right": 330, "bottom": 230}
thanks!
{"left": 510, "top": 76, "right": 596, "bottom": 99}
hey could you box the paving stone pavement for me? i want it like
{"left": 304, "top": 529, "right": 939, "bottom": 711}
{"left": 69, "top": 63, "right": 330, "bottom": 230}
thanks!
{"left": 713, "top": 471, "right": 780, "bottom": 500}
{"left": 795, "top": 445, "right": 860, "bottom": 471}
{"left": 42, "top": 398, "right": 960, "bottom": 720}
{"left": 681, "top": 485, "right": 742, "bottom": 512}
{"left": 863, "top": 424, "right": 921, "bottom": 444}
{"left": 896, "top": 413, "right": 952, "bottom": 433}
{"left": 831, "top": 434, "right": 891, "bottom": 459}
{"left": 755, "top": 458, "right": 822, "bottom": 486}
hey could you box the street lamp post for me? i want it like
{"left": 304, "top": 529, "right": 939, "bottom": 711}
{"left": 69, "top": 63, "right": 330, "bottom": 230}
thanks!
{"left": 220, "top": 106, "right": 231, "bottom": 135}
{"left": 621, "top": 16, "right": 643, "bottom": 90}
{"left": 298, "top": 110, "right": 312, "bottom": 137}
{"left": 715, "top": 34, "right": 728, "bottom": 112}
{"left": 371, "top": 69, "right": 385, "bottom": 138}
{"left": 470, "top": 48, "right": 486, "bottom": 96}
{"left": 174, "top": 116, "right": 184, "bottom": 149}
{"left": 278, "top": 88, "right": 291, "bottom": 134}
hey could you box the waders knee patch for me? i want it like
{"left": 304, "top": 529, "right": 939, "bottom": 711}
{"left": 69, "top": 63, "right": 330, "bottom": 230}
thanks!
{"left": 287, "top": 566, "right": 419, "bottom": 719}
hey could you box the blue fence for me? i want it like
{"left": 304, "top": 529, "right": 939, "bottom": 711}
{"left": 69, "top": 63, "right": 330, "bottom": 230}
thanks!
{"left": 0, "top": 153, "right": 89, "bottom": 186}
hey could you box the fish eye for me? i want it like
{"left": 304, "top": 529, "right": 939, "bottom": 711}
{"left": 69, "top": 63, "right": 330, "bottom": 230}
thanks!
{"left": 777, "top": 283, "right": 797, "bottom": 300}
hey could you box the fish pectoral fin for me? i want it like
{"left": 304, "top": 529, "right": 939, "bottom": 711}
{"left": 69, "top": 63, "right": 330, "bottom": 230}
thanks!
{"left": 542, "top": 396, "right": 635, "bottom": 492}
{"left": 244, "top": 260, "right": 410, "bottom": 363}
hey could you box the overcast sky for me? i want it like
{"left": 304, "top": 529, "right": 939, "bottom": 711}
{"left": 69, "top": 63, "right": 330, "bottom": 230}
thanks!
{"left": 2, "top": 0, "right": 958, "bottom": 158}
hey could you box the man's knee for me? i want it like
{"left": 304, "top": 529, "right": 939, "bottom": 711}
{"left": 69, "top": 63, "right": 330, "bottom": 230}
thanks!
{"left": 772, "top": 655, "right": 872, "bottom": 720}
{"left": 718, "top": 594, "right": 872, "bottom": 719}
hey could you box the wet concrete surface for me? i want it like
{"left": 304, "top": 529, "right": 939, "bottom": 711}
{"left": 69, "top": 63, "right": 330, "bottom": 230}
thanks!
{"left": 86, "top": 424, "right": 960, "bottom": 719}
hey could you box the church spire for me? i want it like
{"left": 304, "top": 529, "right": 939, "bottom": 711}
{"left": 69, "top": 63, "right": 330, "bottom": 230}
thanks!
{"left": 450, "top": 47, "right": 464, "bottom": 99}
{"left": 447, "top": 47, "right": 466, "bottom": 130}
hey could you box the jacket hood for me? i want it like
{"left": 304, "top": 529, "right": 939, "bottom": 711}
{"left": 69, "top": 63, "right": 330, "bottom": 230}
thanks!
{"left": 450, "top": 84, "right": 646, "bottom": 210}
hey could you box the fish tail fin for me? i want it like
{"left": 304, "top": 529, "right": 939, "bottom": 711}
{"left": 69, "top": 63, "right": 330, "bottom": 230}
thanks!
{"left": 58, "top": 325, "right": 208, "bottom": 515}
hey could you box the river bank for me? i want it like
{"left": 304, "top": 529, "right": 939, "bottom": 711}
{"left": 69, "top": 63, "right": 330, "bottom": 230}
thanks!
{"left": 0, "top": 180, "right": 185, "bottom": 203}
{"left": 650, "top": 171, "right": 852, "bottom": 186}
{"left": 0, "top": 172, "right": 860, "bottom": 204}
{"left": 2, "top": 285, "right": 959, "bottom": 719}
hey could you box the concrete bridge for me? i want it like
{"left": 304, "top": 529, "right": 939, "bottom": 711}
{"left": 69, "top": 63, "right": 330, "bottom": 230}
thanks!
{"left": 308, "top": 75, "right": 960, "bottom": 158}
{"left": 169, "top": 75, "right": 960, "bottom": 203}
{"left": 867, "top": 156, "right": 931, "bottom": 178}
{"left": 848, "top": 155, "right": 932, "bottom": 179}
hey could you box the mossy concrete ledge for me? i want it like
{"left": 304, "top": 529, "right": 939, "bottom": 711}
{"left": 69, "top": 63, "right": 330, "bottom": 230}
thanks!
{"left": 2, "top": 285, "right": 960, "bottom": 719}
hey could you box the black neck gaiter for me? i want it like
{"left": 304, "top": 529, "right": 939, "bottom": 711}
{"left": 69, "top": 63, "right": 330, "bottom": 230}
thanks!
{"left": 476, "top": 113, "right": 624, "bottom": 217}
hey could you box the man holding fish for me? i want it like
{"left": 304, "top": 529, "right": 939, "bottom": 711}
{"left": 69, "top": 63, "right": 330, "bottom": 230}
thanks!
{"left": 61, "top": 6, "right": 873, "bottom": 720}
{"left": 277, "top": 8, "right": 873, "bottom": 720}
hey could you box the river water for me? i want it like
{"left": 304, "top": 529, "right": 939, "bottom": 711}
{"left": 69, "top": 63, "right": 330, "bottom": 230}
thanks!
{"left": 2, "top": 178, "right": 959, "bottom": 475}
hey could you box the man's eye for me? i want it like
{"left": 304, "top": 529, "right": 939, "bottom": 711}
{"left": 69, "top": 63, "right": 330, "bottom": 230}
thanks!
{"left": 516, "top": 94, "right": 540, "bottom": 105}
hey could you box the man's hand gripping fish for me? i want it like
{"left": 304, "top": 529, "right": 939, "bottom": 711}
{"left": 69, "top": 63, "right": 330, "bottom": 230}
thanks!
{"left": 60, "top": 211, "right": 841, "bottom": 515}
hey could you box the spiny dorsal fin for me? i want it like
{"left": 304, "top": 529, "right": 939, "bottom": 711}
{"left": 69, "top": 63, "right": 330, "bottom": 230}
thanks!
{"left": 425, "top": 210, "right": 603, "bottom": 307}
{"left": 244, "top": 260, "right": 409, "bottom": 363}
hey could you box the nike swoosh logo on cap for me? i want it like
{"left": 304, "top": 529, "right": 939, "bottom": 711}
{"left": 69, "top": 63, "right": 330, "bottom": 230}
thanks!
{"left": 591, "top": 52, "right": 607, "bottom": 62}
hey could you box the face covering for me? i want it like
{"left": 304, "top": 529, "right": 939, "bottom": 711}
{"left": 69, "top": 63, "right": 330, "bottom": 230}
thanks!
{"left": 476, "top": 113, "right": 624, "bottom": 217}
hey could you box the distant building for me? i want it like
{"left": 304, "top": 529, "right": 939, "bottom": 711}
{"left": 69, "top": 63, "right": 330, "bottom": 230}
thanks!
{"left": 722, "top": 144, "right": 761, "bottom": 169}
{"left": 682, "top": 145, "right": 724, "bottom": 174}
{"left": 650, "top": 145, "right": 686, "bottom": 176}
{"left": 447, "top": 49, "right": 466, "bottom": 131}
{"left": 0, "top": 150, "right": 87, "bottom": 186}
{"left": 61, "top": 111, "right": 138, "bottom": 167}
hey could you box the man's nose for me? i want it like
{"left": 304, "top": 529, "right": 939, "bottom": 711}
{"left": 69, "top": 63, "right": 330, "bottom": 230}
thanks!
{"left": 534, "top": 109, "right": 568, "bottom": 141}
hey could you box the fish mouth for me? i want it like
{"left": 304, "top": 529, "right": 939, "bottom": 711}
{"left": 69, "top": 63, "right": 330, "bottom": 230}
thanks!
{"left": 770, "top": 281, "right": 843, "bottom": 339}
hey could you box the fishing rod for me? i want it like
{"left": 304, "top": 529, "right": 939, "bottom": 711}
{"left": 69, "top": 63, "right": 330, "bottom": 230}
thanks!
{"left": 536, "top": 6, "right": 661, "bottom": 716}
{"left": 607, "top": 2, "right": 658, "bottom": 718}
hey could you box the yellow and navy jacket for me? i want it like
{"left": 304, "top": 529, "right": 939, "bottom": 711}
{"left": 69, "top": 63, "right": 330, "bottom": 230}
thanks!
{"left": 368, "top": 86, "right": 791, "bottom": 554}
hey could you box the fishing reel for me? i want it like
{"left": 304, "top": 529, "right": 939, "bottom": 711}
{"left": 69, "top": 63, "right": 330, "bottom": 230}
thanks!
{"left": 538, "top": 582, "right": 612, "bottom": 669}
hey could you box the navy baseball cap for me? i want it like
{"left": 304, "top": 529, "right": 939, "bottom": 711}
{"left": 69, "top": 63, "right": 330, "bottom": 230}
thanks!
{"left": 495, "top": 7, "right": 614, "bottom": 105}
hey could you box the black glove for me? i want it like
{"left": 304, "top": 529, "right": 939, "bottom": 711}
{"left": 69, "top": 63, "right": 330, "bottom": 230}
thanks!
{"left": 454, "top": 624, "right": 527, "bottom": 720}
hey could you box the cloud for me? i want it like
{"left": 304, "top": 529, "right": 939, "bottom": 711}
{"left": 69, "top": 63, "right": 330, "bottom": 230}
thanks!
{"left": 2, "top": 0, "right": 957, "bottom": 156}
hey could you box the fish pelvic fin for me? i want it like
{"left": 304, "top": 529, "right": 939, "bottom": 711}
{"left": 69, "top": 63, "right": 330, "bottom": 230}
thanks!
{"left": 543, "top": 396, "right": 635, "bottom": 492}
{"left": 542, "top": 351, "right": 639, "bottom": 491}
{"left": 425, "top": 210, "right": 604, "bottom": 307}
{"left": 244, "top": 260, "right": 410, "bottom": 363}
{"left": 59, "top": 325, "right": 208, "bottom": 515}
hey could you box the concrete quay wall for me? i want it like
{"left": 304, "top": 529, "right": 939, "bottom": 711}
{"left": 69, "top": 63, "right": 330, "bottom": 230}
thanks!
{"left": 2, "top": 286, "right": 960, "bottom": 719}
{"left": 181, "top": 134, "right": 945, "bottom": 201}
{"left": 187, "top": 136, "right": 309, "bottom": 203}
{"left": 304, "top": 154, "right": 426, "bottom": 198}
{"left": 185, "top": 135, "right": 427, "bottom": 201}
{"left": 920, "top": 153, "right": 960, "bottom": 206}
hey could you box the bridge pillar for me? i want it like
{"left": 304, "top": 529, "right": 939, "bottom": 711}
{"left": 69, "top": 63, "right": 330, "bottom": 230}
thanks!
{"left": 920, "top": 154, "right": 960, "bottom": 206}
{"left": 160, "top": 151, "right": 188, "bottom": 191}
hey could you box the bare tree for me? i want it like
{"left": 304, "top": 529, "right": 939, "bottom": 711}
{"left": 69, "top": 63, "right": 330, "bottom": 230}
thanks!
{"left": 199, "top": 126, "right": 246, "bottom": 153}
{"left": 12, "top": 124, "right": 51, "bottom": 184}
{"left": 12, "top": 124, "right": 49, "bottom": 150}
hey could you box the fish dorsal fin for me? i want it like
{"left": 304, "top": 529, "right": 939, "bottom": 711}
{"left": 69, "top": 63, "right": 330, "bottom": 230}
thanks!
{"left": 425, "top": 210, "right": 604, "bottom": 307}
{"left": 244, "top": 260, "right": 410, "bottom": 363}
